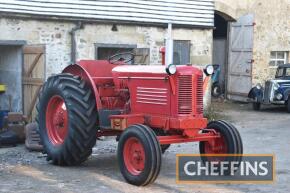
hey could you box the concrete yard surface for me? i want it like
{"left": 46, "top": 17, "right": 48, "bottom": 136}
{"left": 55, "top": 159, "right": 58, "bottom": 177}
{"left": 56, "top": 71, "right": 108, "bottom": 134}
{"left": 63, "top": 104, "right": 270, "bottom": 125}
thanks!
{"left": 0, "top": 102, "right": 289, "bottom": 193}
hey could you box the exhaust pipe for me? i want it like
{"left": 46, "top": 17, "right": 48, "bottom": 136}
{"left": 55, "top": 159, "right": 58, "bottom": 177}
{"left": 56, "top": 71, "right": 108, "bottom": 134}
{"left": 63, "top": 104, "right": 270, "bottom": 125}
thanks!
{"left": 165, "top": 23, "right": 176, "bottom": 75}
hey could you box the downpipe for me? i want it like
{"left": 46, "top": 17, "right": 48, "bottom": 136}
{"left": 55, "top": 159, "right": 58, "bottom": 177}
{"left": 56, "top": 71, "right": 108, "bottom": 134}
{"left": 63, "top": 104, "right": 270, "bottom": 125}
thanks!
{"left": 70, "top": 22, "right": 84, "bottom": 64}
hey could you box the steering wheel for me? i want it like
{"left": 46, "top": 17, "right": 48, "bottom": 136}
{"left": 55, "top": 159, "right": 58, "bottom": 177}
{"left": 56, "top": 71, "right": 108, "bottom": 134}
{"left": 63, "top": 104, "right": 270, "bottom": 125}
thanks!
{"left": 108, "top": 52, "right": 135, "bottom": 64}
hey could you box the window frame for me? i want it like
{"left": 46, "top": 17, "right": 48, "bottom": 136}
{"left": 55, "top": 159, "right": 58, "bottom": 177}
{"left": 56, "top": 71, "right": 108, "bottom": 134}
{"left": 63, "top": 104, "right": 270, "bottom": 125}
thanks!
{"left": 269, "top": 51, "right": 289, "bottom": 67}
{"left": 95, "top": 43, "right": 137, "bottom": 60}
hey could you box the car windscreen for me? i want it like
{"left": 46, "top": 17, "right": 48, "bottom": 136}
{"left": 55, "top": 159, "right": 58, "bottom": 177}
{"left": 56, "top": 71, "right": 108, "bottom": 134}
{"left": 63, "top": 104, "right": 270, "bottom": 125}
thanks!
{"left": 276, "top": 68, "right": 284, "bottom": 78}
{"left": 285, "top": 68, "right": 290, "bottom": 77}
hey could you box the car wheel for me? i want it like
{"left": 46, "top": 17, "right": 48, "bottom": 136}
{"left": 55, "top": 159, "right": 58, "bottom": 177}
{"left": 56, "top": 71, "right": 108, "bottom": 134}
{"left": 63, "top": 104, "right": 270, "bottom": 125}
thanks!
{"left": 252, "top": 102, "right": 261, "bottom": 111}
{"left": 252, "top": 97, "right": 261, "bottom": 111}
{"left": 212, "top": 83, "right": 222, "bottom": 98}
{"left": 286, "top": 100, "right": 290, "bottom": 113}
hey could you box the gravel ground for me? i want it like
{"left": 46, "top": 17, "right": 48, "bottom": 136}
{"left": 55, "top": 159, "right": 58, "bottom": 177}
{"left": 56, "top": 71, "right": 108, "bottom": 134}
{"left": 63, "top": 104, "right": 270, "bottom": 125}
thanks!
{"left": 0, "top": 101, "right": 289, "bottom": 193}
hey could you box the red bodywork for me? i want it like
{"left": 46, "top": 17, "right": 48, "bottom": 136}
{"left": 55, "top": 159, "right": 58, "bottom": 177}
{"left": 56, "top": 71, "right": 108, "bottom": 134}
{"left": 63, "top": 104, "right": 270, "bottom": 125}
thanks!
{"left": 63, "top": 60, "right": 219, "bottom": 145}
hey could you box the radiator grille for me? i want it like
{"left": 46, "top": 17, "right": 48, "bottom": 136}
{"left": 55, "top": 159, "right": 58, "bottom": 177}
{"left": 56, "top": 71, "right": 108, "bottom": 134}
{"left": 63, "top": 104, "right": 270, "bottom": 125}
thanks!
{"left": 196, "top": 75, "right": 204, "bottom": 114}
{"left": 178, "top": 75, "right": 192, "bottom": 114}
{"left": 264, "top": 81, "right": 273, "bottom": 103}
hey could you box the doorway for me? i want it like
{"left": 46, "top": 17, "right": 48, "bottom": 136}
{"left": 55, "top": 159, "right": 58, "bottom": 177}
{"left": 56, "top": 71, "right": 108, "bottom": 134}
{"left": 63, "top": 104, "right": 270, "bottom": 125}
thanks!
{"left": 0, "top": 41, "right": 25, "bottom": 112}
{"left": 213, "top": 12, "right": 254, "bottom": 101}
{"left": 213, "top": 13, "right": 228, "bottom": 94}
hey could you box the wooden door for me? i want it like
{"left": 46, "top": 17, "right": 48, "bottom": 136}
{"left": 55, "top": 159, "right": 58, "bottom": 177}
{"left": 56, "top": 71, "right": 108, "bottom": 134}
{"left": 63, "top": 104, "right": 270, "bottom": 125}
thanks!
{"left": 22, "top": 45, "right": 45, "bottom": 122}
{"left": 227, "top": 14, "right": 254, "bottom": 101}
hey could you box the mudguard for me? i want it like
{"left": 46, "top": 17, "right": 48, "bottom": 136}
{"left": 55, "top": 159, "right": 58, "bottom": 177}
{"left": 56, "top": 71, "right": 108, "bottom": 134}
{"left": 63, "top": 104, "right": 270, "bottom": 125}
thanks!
{"left": 248, "top": 86, "right": 263, "bottom": 102}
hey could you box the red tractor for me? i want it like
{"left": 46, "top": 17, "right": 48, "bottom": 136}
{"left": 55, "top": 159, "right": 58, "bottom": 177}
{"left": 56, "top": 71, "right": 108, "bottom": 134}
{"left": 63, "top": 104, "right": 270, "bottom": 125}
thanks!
{"left": 37, "top": 25, "right": 242, "bottom": 186}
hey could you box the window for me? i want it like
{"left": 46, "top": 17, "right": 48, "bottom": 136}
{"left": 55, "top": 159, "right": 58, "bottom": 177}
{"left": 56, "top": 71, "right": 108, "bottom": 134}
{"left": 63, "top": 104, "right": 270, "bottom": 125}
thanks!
{"left": 285, "top": 68, "right": 290, "bottom": 77}
{"left": 269, "top": 51, "right": 289, "bottom": 66}
{"left": 173, "top": 40, "right": 191, "bottom": 65}
{"left": 95, "top": 44, "right": 137, "bottom": 63}
{"left": 276, "top": 68, "right": 284, "bottom": 77}
{"left": 95, "top": 44, "right": 150, "bottom": 65}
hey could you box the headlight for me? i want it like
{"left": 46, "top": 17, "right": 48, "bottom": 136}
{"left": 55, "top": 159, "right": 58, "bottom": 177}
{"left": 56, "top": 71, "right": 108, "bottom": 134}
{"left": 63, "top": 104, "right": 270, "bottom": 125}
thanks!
{"left": 275, "top": 93, "right": 283, "bottom": 100}
{"left": 166, "top": 64, "right": 177, "bottom": 75}
{"left": 256, "top": 84, "right": 262, "bottom": 89}
{"left": 273, "top": 83, "right": 280, "bottom": 90}
{"left": 204, "top": 65, "right": 214, "bottom": 76}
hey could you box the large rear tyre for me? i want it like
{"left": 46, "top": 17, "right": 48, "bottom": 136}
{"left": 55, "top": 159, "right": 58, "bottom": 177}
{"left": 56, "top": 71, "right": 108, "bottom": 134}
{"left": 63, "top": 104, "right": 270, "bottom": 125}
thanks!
{"left": 118, "top": 124, "right": 162, "bottom": 186}
{"left": 37, "top": 73, "right": 98, "bottom": 166}
{"left": 199, "top": 120, "right": 243, "bottom": 174}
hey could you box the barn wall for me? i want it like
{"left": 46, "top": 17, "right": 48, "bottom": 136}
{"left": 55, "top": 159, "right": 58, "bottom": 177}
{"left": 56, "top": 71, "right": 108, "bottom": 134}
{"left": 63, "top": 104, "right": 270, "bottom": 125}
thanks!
{"left": 216, "top": 0, "right": 290, "bottom": 85}
{"left": 0, "top": 17, "right": 212, "bottom": 78}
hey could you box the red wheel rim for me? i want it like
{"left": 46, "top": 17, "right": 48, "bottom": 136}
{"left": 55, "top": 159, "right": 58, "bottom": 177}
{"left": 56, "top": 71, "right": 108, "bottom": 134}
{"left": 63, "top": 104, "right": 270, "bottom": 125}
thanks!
{"left": 45, "top": 95, "right": 68, "bottom": 146}
{"left": 123, "top": 137, "right": 145, "bottom": 175}
{"left": 204, "top": 131, "right": 228, "bottom": 161}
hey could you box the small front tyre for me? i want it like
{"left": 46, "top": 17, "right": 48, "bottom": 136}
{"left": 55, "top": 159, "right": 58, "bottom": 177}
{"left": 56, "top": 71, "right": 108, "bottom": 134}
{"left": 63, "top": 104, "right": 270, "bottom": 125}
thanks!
{"left": 199, "top": 120, "right": 243, "bottom": 174}
{"left": 118, "top": 124, "right": 162, "bottom": 186}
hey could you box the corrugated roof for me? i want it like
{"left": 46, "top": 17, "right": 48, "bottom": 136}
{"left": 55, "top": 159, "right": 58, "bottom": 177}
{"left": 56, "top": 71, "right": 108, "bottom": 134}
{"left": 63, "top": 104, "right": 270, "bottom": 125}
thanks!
{"left": 0, "top": 0, "right": 214, "bottom": 27}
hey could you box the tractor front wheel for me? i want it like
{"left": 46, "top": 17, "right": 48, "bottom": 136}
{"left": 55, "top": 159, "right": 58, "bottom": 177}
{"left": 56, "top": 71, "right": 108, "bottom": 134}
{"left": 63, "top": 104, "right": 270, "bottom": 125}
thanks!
{"left": 118, "top": 124, "right": 162, "bottom": 186}
{"left": 199, "top": 120, "right": 243, "bottom": 174}
{"left": 37, "top": 73, "right": 98, "bottom": 166}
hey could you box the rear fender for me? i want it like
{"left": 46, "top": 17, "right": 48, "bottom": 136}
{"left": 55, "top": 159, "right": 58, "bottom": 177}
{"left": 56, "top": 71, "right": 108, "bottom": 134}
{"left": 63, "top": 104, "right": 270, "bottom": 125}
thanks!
{"left": 63, "top": 64, "right": 102, "bottom": 110}
{"left": 248, "top": 87, "right": 263, "bottom": 102}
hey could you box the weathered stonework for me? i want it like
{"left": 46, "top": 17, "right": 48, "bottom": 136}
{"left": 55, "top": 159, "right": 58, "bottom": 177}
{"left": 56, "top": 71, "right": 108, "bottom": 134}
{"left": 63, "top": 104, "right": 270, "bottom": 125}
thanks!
{"left": 216, "top": 0, "right": 290, "bottom": 85}
{"left": 0, "top": 18, "right": 212, "bottom": 78}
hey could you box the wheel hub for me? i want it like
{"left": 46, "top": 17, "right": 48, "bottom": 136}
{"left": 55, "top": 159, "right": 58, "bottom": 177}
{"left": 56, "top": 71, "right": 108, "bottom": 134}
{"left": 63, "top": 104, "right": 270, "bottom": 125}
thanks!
{"left": 123, "top": 137, "right": 145, "bottom": 175}
{"left": 45, "top": 95, "right": 68, "bottom": 146}
{"left": 204, "top": 131, "right": 228, "bottom": 154}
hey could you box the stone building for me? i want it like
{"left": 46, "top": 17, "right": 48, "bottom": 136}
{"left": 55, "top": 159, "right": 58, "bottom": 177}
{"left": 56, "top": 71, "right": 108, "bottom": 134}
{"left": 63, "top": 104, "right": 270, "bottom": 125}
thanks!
{"left": 214, "top": 0, "right": 290, "bottom": 101}
{"left": 0, "top": 0, "right": 214, "bottom": 119}
{"left": 0, "top": 0, "right": 289, "bottom": 118}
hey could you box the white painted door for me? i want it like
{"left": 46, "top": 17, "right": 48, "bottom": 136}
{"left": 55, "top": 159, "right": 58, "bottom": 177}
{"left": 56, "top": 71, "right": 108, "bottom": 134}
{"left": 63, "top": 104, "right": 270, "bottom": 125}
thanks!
{"left": 227, "top": 14, "right": 254, "bottom": 101}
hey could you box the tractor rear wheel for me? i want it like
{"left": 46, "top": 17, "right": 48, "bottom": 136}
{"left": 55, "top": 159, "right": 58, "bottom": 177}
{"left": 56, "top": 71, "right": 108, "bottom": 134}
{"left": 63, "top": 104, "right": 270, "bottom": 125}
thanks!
{"left": 118, "top": 124, "right": 162, "bottom": 186}
{"left": 37, "top": 73, "right": 98, "bottom": 166}
{"left": 199, "top": 120, "right": 243, "bottom": 174}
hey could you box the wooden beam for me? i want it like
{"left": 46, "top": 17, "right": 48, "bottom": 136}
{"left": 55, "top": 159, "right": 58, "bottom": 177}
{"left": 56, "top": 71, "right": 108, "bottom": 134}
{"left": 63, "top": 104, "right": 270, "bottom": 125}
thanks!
{"left": 23, "top": 46, "right": 45, "bottom": 54}
{"left": 22, "top": 77, "right": 44, "bottom": 86}
{"left": 25, "top": 53, "right": 43, "bottom": 76}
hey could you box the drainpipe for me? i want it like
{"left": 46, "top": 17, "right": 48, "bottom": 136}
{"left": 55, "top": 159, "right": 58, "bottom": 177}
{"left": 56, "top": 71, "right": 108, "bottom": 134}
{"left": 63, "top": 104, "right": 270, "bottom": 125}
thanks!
{"left": 70, "top": 21, "right": 84, "bottom": 64}
{"left": 165, "top": 23, "right": 173, "bottom": 68}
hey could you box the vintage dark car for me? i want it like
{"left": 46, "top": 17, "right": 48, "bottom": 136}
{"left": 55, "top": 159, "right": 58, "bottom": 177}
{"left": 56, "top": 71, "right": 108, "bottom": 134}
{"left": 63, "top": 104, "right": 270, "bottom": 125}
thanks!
{"left": 248, "top": 64, "right": 290, "bottom": 112}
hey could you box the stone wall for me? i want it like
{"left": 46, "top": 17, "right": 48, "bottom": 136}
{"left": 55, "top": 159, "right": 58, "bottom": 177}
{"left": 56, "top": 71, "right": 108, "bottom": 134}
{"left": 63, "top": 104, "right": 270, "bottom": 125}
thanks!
{"left": 0, "top": 17, "right": 212, "bottom": 78}
{"left": 216, "top": 0, "right": 290, "bottom": 85}
{"left": 248, "top": 0, "right": 290, "bottom": 84}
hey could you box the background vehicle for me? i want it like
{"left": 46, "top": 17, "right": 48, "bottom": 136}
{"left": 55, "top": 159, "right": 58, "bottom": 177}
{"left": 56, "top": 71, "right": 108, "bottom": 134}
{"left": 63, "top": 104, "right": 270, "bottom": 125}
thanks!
{"left": 211, "top": 64, "right": 222, "bottom": 97}
{"left": 37, "top": 24, "right": 243, "bottom": 186}
{"left": 248, "top": 64, "right": 290, "bottom": 112}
